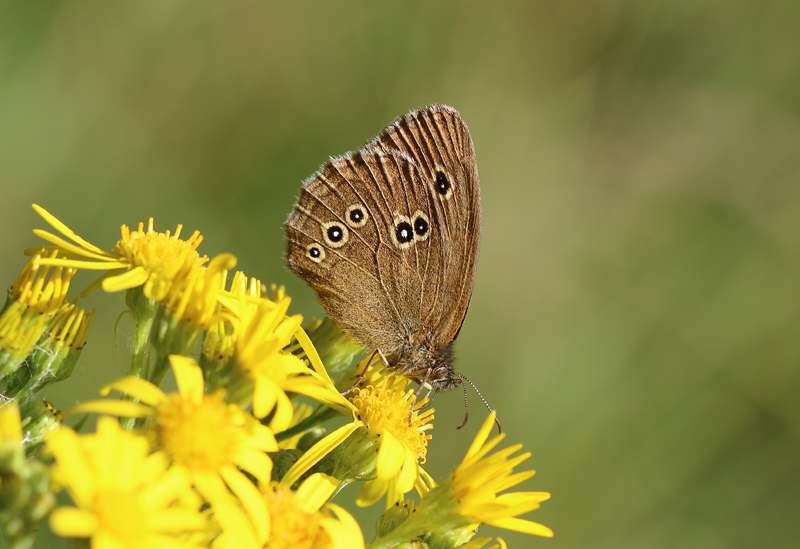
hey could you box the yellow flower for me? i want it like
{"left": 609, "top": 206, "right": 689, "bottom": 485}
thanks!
{"left": 2, "top": 253, "right": 75, "bottom": 366}
{"left": 280, "top": 360, "right": 435, "bottom": 508}
{"left": 1, "top": 253, "right": 90, "bottom": 382}
{"left": 0, "top": 301, "right": 48, "bottom": 376}
{"left": 214, "top": 473, "right": 364, "bottom": 549}
{"left": 9, "top": 251, "right": 75, "bottom": 315}
{"left": 207, "top": 276, "right": 352, "bottom": 430}
{"left": 0, "top": 402, "right": 23, "bottom": 446}
{"left": 353, "top": 366, "right": 435, "bottom": 509}
{"left": 29, "top": 204, "right": 213, "bottom": 301}
{"left": 367, "top": 412, "right": 551, "bottom": 549}
{"left": 277, "top": 402, "right": 313, "bottom": 450}
{"left": 47, "top": 416, "right": 206, "bottom": 549}
{"left": 68, "top": 355, "right": 279, "bottom": 548}
{"left": 160, "top": 253, "right": 237, "bottom": 332}
{"left": 441, "top": 411, "right": 551, "bottom": 537}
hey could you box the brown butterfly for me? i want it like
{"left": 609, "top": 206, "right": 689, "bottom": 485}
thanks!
{"left": 285, "top": 104, "right": 494, "bottom": 427}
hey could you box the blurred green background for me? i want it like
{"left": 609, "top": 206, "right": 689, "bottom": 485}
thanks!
{"left": 2, "top": 1, "right": 800, "bottom": 547}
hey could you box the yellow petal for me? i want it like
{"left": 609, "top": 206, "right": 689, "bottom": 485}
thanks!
{"left": 33, "top": 204, "right": 105, "bottom": 253}
{"left": 322, "top": 503, "right": 365, "bottom": 549}
{"left": 268, "top": 390, "right": 294, "bottom": 433}
{"left": 281, "top": 422, "right": 360, "bottom": 488}
{"left": 102, "top": 266, "right": 150, "bottom": 293}
{"left": 0, "top": 404, "right": 22, "bottom": 443}
{"left": 49, "top": 507, "right": 98, "bottom": 537}
{"left": 34, "top": 256, "right": 129, "bottom": 270}
{"left": 296, "top": 473, "right": 340, "bottom": 514}
{"left": 494, "top": 491, "right": 550, "bottom": 506}
{"left": 415, "top": 467, "right": 436, "bottom": 496}
{"left": 100, "top": 377, "right": 168, "bottom": 406}
{"left": 376, "top": 430, "right": 404, "bottom": 480}
{"left": 294, "top": 326, "right": 334, "bottom": 386}
{"left": 356, "top": 478, "right": 387, "bottom": 507}
{"left": 464, "top": 411, "right": 498, "bottom": 461}
{"left": 208, "top": 253, "right": 238, "bottom": 274}
{"left": 395, "top": 448, "right": 418, "bottom": 494}
{"left": 65, "top": 400, "right": 155, "bottom": 418}
{"left": 281, "top": 380, "right": 355, "bottom": 416}
{"left": 193, "top": 472, "right": 259, "bottom": 549}
{"left": 252, "top": 378, "right": 279, "bottom": 419}
{"left": 170, "top": 355, "right": 205, "bottom": 405}
{"left": 248, "top": 424, "right": 279, "bottom": 453}
{"left": 238, "top": 449, "right": 274, "bottom": 486}
{"left": 148, "top": 509, "right": 207, "bottom": 533}
{"left": 140, "top": 465, "right": 190, "bottom": 510}
{"left": 46, "top": 428, "right": 95, "bottom": 506}
{"left": 221, "top": 465, "right": 269, "bottom": 544}
{"left": 487, "top": 517, "right": 554, "bottom": 537}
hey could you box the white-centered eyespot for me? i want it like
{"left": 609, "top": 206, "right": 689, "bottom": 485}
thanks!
{"left": 321, "top": 221, "right": 349, "bottom": 248}
{"left": 431, "top": 164, "right": 453, "bottom": 200}
{"left": 412, "top": 210, "right": 431, "bottom": 242}
{"left": 305, "top": 242, "right": 325, "bottom": 263}
{"left": 345, "top": 204, "right": 369, "bottom": 228}
{"left": 391, "top": 214, "right": 415, "bottom": 250}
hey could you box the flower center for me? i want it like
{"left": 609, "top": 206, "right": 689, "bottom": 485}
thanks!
{"left": 94, "top": 488, "right": 147, "bottom": 546}
{"left": 351, "top": 381, "right": 432, "bottom": 462}
{"left": 266, "top": 486, "right": 332, "bottom": 549}
{"left": 157, "top": 391, "right": 240, "bottom": 472}
{"left": 115, "top": 222, "right": 207, "bottom": 300}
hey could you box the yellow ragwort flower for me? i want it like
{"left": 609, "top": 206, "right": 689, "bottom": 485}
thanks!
{"left": 0, "top": 402, "right": 23, "bottom": 446}
{"left": 367, "top": 412, "right": 551, "bottom": 549}
{"left": 68, "top": 355, "right": 278, "bottom": 546}
{"left": 280, "top": 360, "right": 435, "bottom": 508}
{"left": 353, "top": 365, "right": 435, "bottom": 509}
{"left": 47, "top": 416, "right": 206, "bottom": 549}
{"left": 29, "top": 204, "right": 211, "bottom": 301}
{"left": 8, "top": 251, "right": 75, "bottom": 315}
{"left": 421, "top": 411, "right": 552, "bottom": 538}
{"left": 214, "top": 473, "right": 364, "bottom": 549}
{"left": 212, "top": 282, "right": 352, "bottom": 430}
{"left": 1, "top": 253, "right": 83, "bottom": 376}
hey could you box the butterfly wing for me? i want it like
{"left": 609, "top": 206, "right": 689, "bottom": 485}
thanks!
{"left": 285, "top": 105, "right": 481, "bottom": 363}
{"left": 369, "top": 104, "right": 482, "bottom": 347}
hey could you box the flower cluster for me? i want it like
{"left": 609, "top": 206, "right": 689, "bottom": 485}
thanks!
{"left": 0, "top": 205, "right": 552, "bottom": 549}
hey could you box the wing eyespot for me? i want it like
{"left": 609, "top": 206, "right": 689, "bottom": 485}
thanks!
{"left": 391, "top": 215, "right": 415, "bottom": 249}
{"left": 305, "top": 243, "right": 326, "bottom": 263}
{"left": 345, "top": 204, "right": 369, "bottom": 228}
{"left": 432, "top": 165, "right": 453, "bottom": 200}
{"left": 412, "top": 211, "right": 430, "bottom": 241}
{"left": 321, "top": 221, "right": 349, "bottom": 248}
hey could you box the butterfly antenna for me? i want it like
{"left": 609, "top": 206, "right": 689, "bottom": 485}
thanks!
{"left": 454, "top": 372, "right": 502, "bottom": 433}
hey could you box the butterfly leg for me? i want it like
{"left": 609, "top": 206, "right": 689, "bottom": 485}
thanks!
{"left": 340, "top": 349, "right": 378, "bottom": 396}
{"left": 408, "top": 368, "right": 435, "bottom": 426}
{"left": 377, "top": 348, "right": 391, "bottom": 368}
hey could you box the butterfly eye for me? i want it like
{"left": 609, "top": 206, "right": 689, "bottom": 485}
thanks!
{"left": 413, "top": 211, "right": 430, "bottom": 241}
{"left": 305, "top": 243, "right": 325, "bottom": 263}
{"left": 346, "top": 204, "right": 368, "bottom": 228}
{"left": 321, "top": 221, "right": 349, "bottom": 248}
